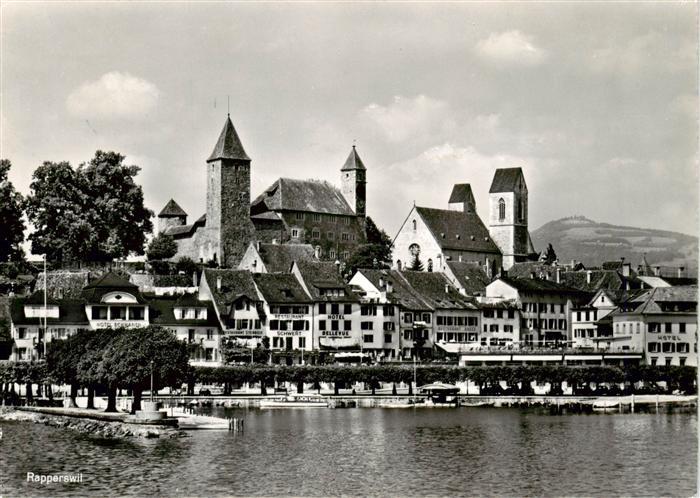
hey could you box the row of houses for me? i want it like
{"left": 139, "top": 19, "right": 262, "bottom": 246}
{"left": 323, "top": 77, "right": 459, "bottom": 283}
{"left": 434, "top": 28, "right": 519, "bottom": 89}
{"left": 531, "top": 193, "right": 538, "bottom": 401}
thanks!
{"left": 8, "top": 253, "right": 697, "bottom": 367}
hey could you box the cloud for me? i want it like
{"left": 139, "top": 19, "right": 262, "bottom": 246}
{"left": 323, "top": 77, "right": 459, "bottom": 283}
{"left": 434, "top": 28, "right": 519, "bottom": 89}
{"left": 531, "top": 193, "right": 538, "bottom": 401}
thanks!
{"left": 66, "top": 72, "right": 160, "bottom": 120}
{"left": 360, "top": 95, "right": 454, "bottom": 143}
{"left": 475, "top": 30, "right": 546, "bottom": 66}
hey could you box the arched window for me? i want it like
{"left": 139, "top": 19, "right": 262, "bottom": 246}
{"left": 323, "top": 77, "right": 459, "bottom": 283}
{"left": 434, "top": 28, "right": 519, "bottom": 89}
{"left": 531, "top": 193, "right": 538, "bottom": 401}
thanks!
{"left": 498, "top": 198, "right": 506, "bottom": 221}
{"left": 412, "top": 219, "right": 417, "bottom": 231}
{"left": 427, "top": 259, "right": 433, "bottom": 272}
{"left": 396, "top": 259, "right": 402, "bottom": 270}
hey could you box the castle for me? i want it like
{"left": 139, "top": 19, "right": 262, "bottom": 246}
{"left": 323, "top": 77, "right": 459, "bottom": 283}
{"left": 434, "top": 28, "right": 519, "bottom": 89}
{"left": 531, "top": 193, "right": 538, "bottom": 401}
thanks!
{"left": 157, "top": 115, "right": 368, "bottom": 267}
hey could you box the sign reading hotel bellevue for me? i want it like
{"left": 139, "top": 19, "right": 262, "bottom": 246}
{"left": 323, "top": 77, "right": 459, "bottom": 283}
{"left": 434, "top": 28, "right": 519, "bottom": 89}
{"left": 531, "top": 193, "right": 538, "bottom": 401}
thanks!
{"left": 320, "top": 330, "right": 350, "bottom": 337}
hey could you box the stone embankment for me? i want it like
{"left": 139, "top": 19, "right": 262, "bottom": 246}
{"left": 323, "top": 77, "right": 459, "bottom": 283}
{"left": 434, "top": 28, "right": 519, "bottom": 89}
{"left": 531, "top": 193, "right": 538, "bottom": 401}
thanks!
{"left": 0, "top": 407, "right": 183, "bottom": 439}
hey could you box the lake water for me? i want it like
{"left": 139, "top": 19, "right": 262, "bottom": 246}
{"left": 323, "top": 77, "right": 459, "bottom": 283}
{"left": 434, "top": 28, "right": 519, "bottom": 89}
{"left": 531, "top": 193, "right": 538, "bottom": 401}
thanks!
{"left": 0, "top": 407, "right": 696, "bottom": 497}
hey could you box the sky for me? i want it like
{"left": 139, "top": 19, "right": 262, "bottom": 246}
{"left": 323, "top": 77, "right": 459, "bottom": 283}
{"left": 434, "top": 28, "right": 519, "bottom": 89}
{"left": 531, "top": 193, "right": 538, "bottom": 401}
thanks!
{"left": 1, "top": 2, "right": 698, "bottom": 249}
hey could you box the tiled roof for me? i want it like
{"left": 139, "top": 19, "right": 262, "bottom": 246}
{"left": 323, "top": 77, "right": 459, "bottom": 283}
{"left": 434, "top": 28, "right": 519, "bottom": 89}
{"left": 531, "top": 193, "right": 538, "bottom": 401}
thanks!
{"left": 661, "top": 277, "right": 698, "bottom": 286}
{"left": 81, "top": 272, "right": 147, "bottom": 304}
{"left": 445, "top": 261, "right": 490, "bottom": 295}
{"left": 207, "top": 116, "right": 250, "bottom": 162}
{"left": 174, "top": 293, "right": 204, "bottom": 307}
{"left": 489, "top": 168, "right": 525, "bottom": 193}
{"left": 341, "top": 146, "right": 366, "bottom": 171}
{"left": 203, "top": 269, "right": 260, "bottom": 312}
{"left": 158, "top": 199, "right": 187, "bottom": 217}
{"left": 162, "top": 223, "right": 197, "bottom": 238}
{"left": 448, "top": 184, "right": 475, "bottom": 204}
{"left": 253, "top": 273, "right": 311, "bottom": 304}
{"left": 399, "top": 271, "right": 477, "bottom": 310}
{"left": 357, "top": 269, "right": 430, "bottom": 310}
{"left": 294, "top": 261, "right": 359, "bottom": 302}
{"left": 559, "top": 270, "right": 625, "bottom": 292}
{"left": 258, "top": 243, "right": 316, "bottom": 273}
{"left": 497, "top": 276, "right": 584, "bottom": 295}
{"left": 251, "top": 178, "right": 354, "bottom": 216}
{"left": 10, "top": 297, "right": 88, "bottom": 325}
{"left": 416, "top": 207, "right": 500, "bottom": 253}
{"left": 148, "top": 295, "right": 219, "bottom": 327}
{"left": 602, "top": 261, "right": 624, "bottom": 270}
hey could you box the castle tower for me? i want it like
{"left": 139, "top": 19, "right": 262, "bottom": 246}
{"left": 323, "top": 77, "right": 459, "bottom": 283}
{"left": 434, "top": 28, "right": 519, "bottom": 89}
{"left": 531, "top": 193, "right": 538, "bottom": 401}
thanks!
{"left": 340, "top": 145, "right": 367, "bottom": 218}
{"left": 206, "top": 115, "right": 255, "bottom": 267}
{"left": 488, "top": 168, "right": 529, "bottom": 270}
{"left": 157, "top": 199, "right": 187, "bottom": 233}
{"left": 448, "top": 184, "right": 476, "bottom": 214}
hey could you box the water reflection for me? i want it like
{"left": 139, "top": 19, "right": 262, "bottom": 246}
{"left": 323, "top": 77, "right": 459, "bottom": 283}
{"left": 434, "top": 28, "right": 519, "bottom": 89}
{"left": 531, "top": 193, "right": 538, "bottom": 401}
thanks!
{"left": 1, "top": 408, "right": 696, "bottom": 497}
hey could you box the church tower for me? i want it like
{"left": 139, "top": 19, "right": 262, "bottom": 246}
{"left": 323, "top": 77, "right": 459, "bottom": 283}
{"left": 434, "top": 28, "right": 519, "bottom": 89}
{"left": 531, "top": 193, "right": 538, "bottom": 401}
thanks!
{"left": 488, "top": 168, "right": 530, "bottom": 270}
{"left": 205, "top": 115, "right": 255, "bottom": 267}
{"left": 340, "top": 145, "right": 367, "bottom": 218}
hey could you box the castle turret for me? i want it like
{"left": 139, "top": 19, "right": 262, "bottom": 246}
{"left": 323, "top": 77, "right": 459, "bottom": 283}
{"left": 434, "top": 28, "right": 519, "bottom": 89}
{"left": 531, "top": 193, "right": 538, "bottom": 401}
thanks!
{"left": 341, "top": 146, "right": 367, "bottom": 218}
{"left": 205, "top": 115, "right": 255, "bottom": 267}
{"left": 488, "top": 168, "right": 529, "bottom": 270}
{"left": 157, "top": 199, "right": 187, "bottom": 233}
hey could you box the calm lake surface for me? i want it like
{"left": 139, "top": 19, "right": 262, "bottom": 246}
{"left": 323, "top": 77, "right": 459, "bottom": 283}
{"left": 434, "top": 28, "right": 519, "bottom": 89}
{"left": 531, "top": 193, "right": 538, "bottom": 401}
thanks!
{"left": 1, "top": 407, "right": 696, "bottom": 497}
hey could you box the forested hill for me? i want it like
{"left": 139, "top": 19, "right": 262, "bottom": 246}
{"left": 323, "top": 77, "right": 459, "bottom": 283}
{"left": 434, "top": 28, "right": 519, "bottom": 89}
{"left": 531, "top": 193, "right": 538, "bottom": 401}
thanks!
{"left": 531, "top": 216, "right": 698, "bottom": 269}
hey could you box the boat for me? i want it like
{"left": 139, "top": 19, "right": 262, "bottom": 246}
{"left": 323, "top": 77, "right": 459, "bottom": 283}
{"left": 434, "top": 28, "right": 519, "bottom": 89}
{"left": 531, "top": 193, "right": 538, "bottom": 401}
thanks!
{"left": 162, "top": 407, "right": 231, "bottom": 430}
{"left": 592, "top": 399, "right": 620, "bottom": 412}
{"left": 418, "top": 383, "right": 461, "bottom": 407}
{"left": 259, "top": 393, "right": 330, "bottom": 409}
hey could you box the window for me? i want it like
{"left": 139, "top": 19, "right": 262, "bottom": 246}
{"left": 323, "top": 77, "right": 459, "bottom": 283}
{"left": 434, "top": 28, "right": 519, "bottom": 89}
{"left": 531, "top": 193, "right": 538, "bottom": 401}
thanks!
{"left": 341, "top": 233, "right": 349, "bottom": 241}
{"left": 343, "top": 320, "right": 351, "bottom": 330}
{"left": 298, "top": 337, "right": 306, "bottom": 349}
{"left": 648, "top": 342, "right": 659, "bottom": 353}
{"left": 329, "top": 249, "right": 336, "bottom": 258}
{"left": 422, "top": 313, "right": 431, "bottom": 324}
{"left": 319, "top": 303, "right": 326, "bottom": 314}
{"left": 130, "top": 307, "right": 145, "bottom": 320}
{"left": 665, "top": 357, "right": 672, "bottom": 367}
{"left": 384, "top": 334, "right": 392, "bottom": 343}
{"left": 364, "top": 334, "right": 373, "bottom": 343}
{"left": 665, "top": 323, "right": 672, "bottom": 333}
{"left": 498, "top": 198, "right": 506, "bottom": 221}
{"left": 518, "top": 199, "right": 524, "bottom": 222}
{"left": 344, "top": 304, "right": 352, "bottom": 315}
{"left": 680, "top": 357, "right": 686, "bottom": 366}
{"left": 489, "top": 324, "right": 499, "bottom": 332}
{"left": 679, "top": 323, "right": 686, "bottom": 333}
{"left": 327, "top": 232, "right": 334, "bottom": 239}
{"left": 343, "top": 217, "right": 351, "bottom": 226}
{"left": 331, "top": 304, "right": 339, "bottom": 314}
{"left": 331, "top": 320, "right": 339, "bottom": 331}
{"left": 636, "top": 323, "right": 640, "bottom": 334}
{"left": 361, "top": 321, "right": 373, "bottom": 330}
{"left": 504, "top": 325, "right": 513, "bottom": 333}
{"left": 295, "top": 212, "right": 304, "bottom": 220}
{"left": 677, "top": 343, "right": 690, "bottom": 353}
{"left": 293, "top": 320, "right": 306, "bottom": 331}
{"left": 648, "top": 323, "right": 660, "bottom": 333}
{"left": 361, "top": 305, "right": 377, "bottom": 316}
{"left": 312, "top": 213, "right": 321, "bottom": 222}
{"left": 427, "top": 259, "right": 433, "bottom": 272}
{"left": 312, "top": 229, "right": 320, "bottom": 239}
{"left": 507, "top": 309, "right": 515, "bottom": 319}
{"left": 319, "top": 320, "right": 326, "bottom": 330}
{"left": 404, "top": 313, "right": 413, "bottom": 323}
{"left": 111, "top": 306, "right": 127, "bottom": 320}
{"left": 412, "top": 219, "right": 417, "bottom": 231}
{"left": 342, "top": 251, "right": 349, "bottom": 260}
{"left": 383, "top": 305, "right": 395, "bottom": 316}
{"left": 92, "top": 306, "right": 108, "bottom": 320}
{"left": 383, "top": 322, "right": 395, "bottom": 331}
{"left": 206, "top": 329, "right": 213, "bottom": 340}
{"left": 483, "top": 309, "right": 494, "bottom": 318}
{"left": 18, "top": 328, "right": 26, "bottom": 339}
{"left": 662, "top": 343, "right": 675, "bottom": 353}
{"left": 291, "top": 229, "right": 299, "bottom": 238}
{"left": 650, "top": 357, "right": 657, "bottom": 366}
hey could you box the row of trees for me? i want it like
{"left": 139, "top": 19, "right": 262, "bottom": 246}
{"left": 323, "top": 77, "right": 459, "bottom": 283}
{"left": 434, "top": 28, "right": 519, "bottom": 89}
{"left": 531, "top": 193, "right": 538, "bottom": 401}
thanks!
{"left": 192, "top": 364, "right": 698, "bottom": 396}
{"left": 0, "top": 326, "right": 190, "bottom": 412}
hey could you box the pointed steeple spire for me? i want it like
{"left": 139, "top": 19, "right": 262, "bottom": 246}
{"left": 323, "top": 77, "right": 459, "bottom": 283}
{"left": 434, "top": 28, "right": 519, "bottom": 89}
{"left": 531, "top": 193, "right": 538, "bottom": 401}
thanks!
{"left": 207, "top": 115, "right": 250, "bottom": 162}
{"left": 341, "top": 145, "right": 366, "bottom": 171}
{"left": 158, "top": 198, "right": 187, "bottom": 217}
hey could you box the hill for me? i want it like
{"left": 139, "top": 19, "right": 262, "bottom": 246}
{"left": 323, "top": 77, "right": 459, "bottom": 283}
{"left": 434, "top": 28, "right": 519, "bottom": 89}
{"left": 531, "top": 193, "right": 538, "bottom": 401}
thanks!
{"left": 531, "top": 216, "right": 698, "bottom": 270}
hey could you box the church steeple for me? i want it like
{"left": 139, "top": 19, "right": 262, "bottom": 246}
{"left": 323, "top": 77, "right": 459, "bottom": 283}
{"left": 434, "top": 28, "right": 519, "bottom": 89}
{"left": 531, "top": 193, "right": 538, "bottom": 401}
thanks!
{"left": 341, "top": 145, "right": 366, "bottom": 171}
{"left": 207, "top": 115, "right": 250, "bottom": 162}
{"left": 341, "top": 145, "right": 367, "bottom": 217}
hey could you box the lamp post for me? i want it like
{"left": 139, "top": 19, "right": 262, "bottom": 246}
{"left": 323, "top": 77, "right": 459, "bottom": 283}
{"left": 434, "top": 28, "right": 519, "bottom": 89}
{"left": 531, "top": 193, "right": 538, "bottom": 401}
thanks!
{"left": 150, "top": 360, "right": 154, "bottom": 402}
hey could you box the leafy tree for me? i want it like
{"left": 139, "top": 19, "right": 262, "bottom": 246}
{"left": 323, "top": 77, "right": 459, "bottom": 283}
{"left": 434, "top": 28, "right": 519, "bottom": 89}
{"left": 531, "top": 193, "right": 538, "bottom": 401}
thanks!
{"left": 344, "top": 217, "right": 393, "bottom": 276}
{"left": 0, "top": 160, "right": 25, "bottom": 262}
{"left": 541, "top": 243, "right": 557, "bottom": 265}
{"left": 0, "top": 319, "right": 13, "bottom": 360}
{"left": 76, "top": 329, "right": 119, "bottom": 411}
{"left": 175, "top": 256, "right": 197, "bottom": 276}
{"left": 99, "top": 326, "right": 190, "bottom": 413}
{"left": 25, "top": 152, "right": 153, "bottom": 265}
{"left": 147, "top": 233, "right": 178, "bottom": 262}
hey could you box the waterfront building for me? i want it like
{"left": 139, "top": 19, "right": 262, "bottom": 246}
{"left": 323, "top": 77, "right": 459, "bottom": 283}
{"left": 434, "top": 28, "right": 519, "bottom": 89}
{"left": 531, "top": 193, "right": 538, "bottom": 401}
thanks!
{"left": 477, "top": 300, "right": 521, "bottom": 347}
{"left": 253, "top": 272, "right": 313, "bottom": 364}
{"left": 158, "top": 116, "right": 368, "bottom": 267}
{"left": 608, "top": 286, "right": 698, "bottom": 366}
{"left": 291, "top": 260, "right": 363, "bottom": 352}
{"left": 442, "top": 261, "right": 490, "bottom": 296}
{"left": 486, "top": 276, "right": 589, "bottom": 346}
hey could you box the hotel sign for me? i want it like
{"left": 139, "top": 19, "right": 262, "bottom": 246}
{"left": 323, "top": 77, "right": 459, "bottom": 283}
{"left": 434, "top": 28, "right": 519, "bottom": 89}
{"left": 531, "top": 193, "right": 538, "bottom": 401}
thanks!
{"left": 327, "top": 314, "right": 345, "bottom": 320}
{"left": 438, "top": 326, "right": 478, "bottom": 333}
{"left": 657, "top": 335, "right": 681, "bottom": 342}
{"left": 320, "top": 330, "right": 350, "bottom": 338}
{"left": 93, "top": 320, "right": 146, "bottom": 329}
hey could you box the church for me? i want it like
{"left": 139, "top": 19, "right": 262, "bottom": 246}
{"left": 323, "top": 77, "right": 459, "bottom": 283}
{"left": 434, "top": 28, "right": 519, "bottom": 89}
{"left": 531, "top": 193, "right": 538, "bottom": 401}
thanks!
{"left": 157, "top": 116, "right": 368, "bottom": 268}
{"left": 392, "top": 167, "right": 537, "bottom": 274}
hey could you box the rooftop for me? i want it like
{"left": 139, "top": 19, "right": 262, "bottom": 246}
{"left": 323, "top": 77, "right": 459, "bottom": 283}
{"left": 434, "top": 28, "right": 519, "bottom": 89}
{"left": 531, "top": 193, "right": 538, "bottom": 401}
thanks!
{"left": 158, "top": 199, "right": 187, "bottom": 218}
{"left": 252, "top": 178, "right": 355, "bottom": 216}
{"left": 207, "top": 115, "right": 250, "bottom": 162}
{"left": 415, "top": 207, "right": 500, "bottom": 254}
{"left": 256, "top": 243, "right": 316, "bottom": 273}
{"left": 341, "top": 146, "right": 366, "bottom": 171}
{"left": 489, "top": 168, "right": 526, "bottom": 193}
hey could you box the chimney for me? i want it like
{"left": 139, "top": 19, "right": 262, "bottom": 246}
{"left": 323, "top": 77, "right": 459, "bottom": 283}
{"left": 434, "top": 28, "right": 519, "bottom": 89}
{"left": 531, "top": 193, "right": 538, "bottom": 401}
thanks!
{"left": 650, "top": 265, "right": 660, "bottom": 277}
{"left": 570, "top": 259, "right": 575, "bottom": 268}
{"left": 678, "top": 267, "right": 685, "bottom": 278}
{"left": 586, "top": 270, "right": 592, "bottom": 284}
{"left": 192, "top": 271, "right": 198, "bottom": 287}
{"left": 216, "top": 276, "right": 222, "bottom": 291}
{"left": 445, "top": 284, "right": 449, "bottom": 294}
{"left": 256, "top": 240, "right": 261, "bottom": 251}
{"left": 556, "top": 267, "right": 561, "bottom": 284}
{"left": 485, "top": 258, "right": 492, "bottom": 279}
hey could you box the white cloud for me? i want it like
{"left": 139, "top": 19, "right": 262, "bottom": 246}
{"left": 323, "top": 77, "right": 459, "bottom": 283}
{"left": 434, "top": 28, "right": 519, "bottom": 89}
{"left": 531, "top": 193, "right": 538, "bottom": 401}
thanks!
{"left": 66, "top": 72, "right": 160, "bottom": 120}
{"left": 360, "top": 95, "right": 454, "bottom": 143}
{"left": 475, "top": 30, "right": 546, "bottom": 66}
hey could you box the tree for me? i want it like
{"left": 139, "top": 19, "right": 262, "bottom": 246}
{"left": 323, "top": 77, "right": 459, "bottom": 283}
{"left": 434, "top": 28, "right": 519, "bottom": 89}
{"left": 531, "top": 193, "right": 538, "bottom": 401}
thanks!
{"left": 0, "top": 160, "right": 25, "bottom": 262}
{"left": 541, "top": 243, "right": 557, "bottom": 265}
{"left": 147, "top": 233, "right": 178, "bottom": 261}
{"left": 25, "top": 152, "right": 153, "bottom": 265}
{"left": 344, "top": 217, "right": 393, "bottom": 276}
{"left": 175, "top": 256, "right": 197, "bottom": 276}
{"left": 100, "top": 326, "right": 190, "bottom": 413}
{"left": 0, "top": 319, "right": 13, "bottom": 360}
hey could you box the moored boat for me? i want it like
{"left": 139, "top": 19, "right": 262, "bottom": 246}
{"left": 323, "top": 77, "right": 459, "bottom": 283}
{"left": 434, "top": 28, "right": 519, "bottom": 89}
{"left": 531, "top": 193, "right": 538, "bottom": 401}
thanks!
{"left": 260, "top": 393, "right": 330, "bottom": 409}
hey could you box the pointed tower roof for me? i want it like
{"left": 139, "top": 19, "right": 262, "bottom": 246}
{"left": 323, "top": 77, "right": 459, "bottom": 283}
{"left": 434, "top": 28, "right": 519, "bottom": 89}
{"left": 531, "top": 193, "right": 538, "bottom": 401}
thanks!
{"left": 489, "top": 167, "right": 526, "bottom": 193}
{"left": 639, "top": 253, "right": 653, "bottom": 276}
{"left": 448, "top": 184, "right": 475, "bottom": 204}
{"left": 207, "top": 115, "right": 250, "bottom": 163}
{"left": 158, "top": 199, "right": 187, "bottom": 218}
{"left": 341, "top": 146, "right": 366, "bottom": 171}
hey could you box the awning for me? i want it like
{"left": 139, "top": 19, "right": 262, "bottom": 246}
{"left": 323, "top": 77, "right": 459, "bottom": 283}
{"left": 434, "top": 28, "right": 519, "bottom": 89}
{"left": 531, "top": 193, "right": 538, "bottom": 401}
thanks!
{"left": 512, "top": 355, "right": 562, "bottom": 361}
{"left": 605, "top": 354, "right": 643, "bottom": 359}
{"left": 460, "top": 355, "right": 511, "bottom": 362}
{"left": 564, "top": 355, "right": 603, "bottom": 360}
